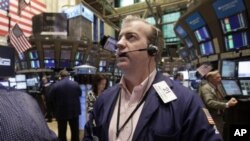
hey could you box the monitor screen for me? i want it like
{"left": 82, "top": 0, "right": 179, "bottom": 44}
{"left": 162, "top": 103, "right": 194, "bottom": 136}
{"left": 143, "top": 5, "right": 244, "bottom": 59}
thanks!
{"left": 16, "top": 82, "right": 27, "bottom": 90}
{"left": 224, "top": 32, "right": 248, "bottom": 51}
{"left": 194, "top": 26, "right": 210, "bottom": 42}
{"left": 44, "top": 50, "right": 55, "bottom": 59}
{"left": 199, "top": 41, "right": 215, "bottom": 56}
{"left": 75, "top": 51, "right": 84, "bottom": 60}
{"left": 26, "top": 78, "right": 38, "bottom": 87}
{"left": 0, "top": 81, "right": 9, "bottom": 87}
{"left": 221, "top": 60, "right": 236, "bottom": 78}
{"left": 44, "top": 59, "right": 55, "bottom": 68}
{"left": 8, "top": 77, "right": 15, "bottom": 83}
{"left": 29, "top": 50, "right": 39, "bottom": 60}
{"left": 189, "top": 70, "right": 197, "bottom": 80}
{"left": 175, "top": 25, "right": 187, "bottom": 38}
{"left": 184, "top": 37, "right": 193, "bottom": 48}
{"left": 238, "top": 61, "right": 250, "bottom": 78}
{"left": 221, "top": 80, "right": 242, "bottom": 96}
{"left": 30, "top": 60, "right": 40, "bottom": 69}
{"left": 103, "top": 37, "right": 117, "bottom": 53}
{"left": 0, "top": 46, "right": 15, "bottom": 77}
{"left": 239, "top": 80, "right": 250, "bottom": 96}
{"left": 60, "top": 60, "right": 71, "bottom": 68}
{"left": 220, "top": 13, "right": 247, "bottom": 34}
{"left": 15, "top": 74, "right": 26, "bottom": 82}
{"left": 60, "top": 50, "right": 71, "bottom": 60}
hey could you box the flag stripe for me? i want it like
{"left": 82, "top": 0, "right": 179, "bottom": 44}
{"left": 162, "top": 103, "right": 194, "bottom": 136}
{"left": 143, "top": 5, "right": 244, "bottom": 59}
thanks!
{"left": 0, "top": 0, "right": 46, "bottom": 36}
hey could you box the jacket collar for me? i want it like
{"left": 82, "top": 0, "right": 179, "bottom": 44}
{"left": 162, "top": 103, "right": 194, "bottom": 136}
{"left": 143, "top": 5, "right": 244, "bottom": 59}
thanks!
{"left": 101, "top": 72, "right": 173, "bottom": 140}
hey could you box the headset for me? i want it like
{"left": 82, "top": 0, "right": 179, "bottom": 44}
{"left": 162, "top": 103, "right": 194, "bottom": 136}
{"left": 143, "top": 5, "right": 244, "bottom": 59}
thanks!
{"left": 147, "top": 44, "right": 158, "bottom": 56}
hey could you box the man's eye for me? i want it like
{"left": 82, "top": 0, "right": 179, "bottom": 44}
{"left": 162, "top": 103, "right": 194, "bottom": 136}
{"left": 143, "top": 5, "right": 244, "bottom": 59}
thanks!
{"left": 126, "top": 34, "right": 136, "bottom": 41}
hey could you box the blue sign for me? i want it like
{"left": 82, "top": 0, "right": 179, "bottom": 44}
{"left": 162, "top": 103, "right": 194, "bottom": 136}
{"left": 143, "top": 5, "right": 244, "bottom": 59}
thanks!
{"left": 212, "top": 0, "right": 246, "bottom": 19}
{"left": 185, "top": 12, "right": 205, "bottom": 30}
{"left": 62, "top": 4, "right": 94, "bottom": 22}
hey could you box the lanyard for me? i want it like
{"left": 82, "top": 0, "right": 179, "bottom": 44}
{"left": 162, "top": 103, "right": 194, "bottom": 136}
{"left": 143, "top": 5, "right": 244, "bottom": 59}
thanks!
{"left": 116, "top": 88, "right": 150, "bottom": 139}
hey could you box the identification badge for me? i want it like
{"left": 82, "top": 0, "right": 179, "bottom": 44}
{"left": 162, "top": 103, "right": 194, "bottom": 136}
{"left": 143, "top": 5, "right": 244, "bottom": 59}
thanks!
{"left": 153, "top": 81, "right": 177, "bottom": 103}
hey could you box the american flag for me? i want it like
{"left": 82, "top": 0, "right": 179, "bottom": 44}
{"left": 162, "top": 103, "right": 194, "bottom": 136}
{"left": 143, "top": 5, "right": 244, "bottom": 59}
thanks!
{"left": 0, "top": 0, "right": 46, "bottom": 37}
{"left": 18, "top": 0, "right": 30, "bottom": 15}
{"left": 9, "top": 23, "right": 31, "bottom": 54}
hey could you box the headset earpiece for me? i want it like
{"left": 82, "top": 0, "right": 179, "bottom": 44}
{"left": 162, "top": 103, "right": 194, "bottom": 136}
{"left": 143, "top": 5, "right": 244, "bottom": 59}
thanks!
{"left": 148, "top": 44, "right": 158, "bottom": 56}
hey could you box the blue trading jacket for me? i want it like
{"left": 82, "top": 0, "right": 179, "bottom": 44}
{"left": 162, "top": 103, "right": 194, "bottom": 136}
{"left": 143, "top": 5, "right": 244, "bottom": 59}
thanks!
{"left": 83, "top": 72, "right": 223, "bottom": 141}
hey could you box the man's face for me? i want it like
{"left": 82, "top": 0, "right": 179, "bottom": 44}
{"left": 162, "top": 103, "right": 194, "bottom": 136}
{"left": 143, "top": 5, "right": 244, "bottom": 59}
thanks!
{"left": 116, "top": 21, "right": 151, "bottom": 71}
{"left": 212, "top": 73, "right": 221, "bottom": 85}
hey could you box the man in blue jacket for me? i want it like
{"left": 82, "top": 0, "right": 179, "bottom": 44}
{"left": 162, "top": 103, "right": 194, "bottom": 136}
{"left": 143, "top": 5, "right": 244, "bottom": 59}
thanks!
{"left": 83, "top": 15, "right": 223, "bottom": 141}
{"left": 49, "top": 69, "right": 82, "bottom": 141}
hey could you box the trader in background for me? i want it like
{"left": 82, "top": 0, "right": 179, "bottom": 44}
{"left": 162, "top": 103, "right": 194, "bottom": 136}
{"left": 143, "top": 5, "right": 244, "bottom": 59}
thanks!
{"left": 83, "top": 15, "right": 222, "bottom": 141}
{"left": 200, "top": 70, "right": 238, "bottom": 136}
{"left": 0, "top": 82, "right": 58, "bottom": 141}
{"left": 174, "top": 72, "right": 184, "bottom": 84}
{"left": 49, "top": 69, "right": 82, "bottom": 141}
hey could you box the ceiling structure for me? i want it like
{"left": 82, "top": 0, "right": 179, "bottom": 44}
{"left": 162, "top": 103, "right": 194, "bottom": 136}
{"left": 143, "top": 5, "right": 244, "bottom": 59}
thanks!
{"left": 81, "top": 0, "right": 189, "bottom": 31}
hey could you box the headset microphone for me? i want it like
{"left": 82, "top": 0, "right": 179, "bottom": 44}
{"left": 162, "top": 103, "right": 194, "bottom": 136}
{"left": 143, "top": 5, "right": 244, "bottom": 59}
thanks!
{"left": 118, "top": 45, "right": 158, "bottom": 57}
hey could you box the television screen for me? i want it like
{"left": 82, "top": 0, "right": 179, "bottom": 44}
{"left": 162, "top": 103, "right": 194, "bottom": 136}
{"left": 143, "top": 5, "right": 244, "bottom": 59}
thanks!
{"left": 224, "top": 32, "right": 248, "bottom": 51}
{"left": 199, "top": 41, "right": 214, "bottom": 56}
{"left": 30, "top": 60, "right": 40, "bottom": 69}
{"left": 60, "top": 60, "right": 71, "bottom": 68}
{"left": 0, "top": 81, "right": 9, "bottom": 87}
{"left": 29, "top": 50, "right": 39, "bottom": 59}
{"left": 0, "top": 46, "right": 15, "bottom": 77}
{"left": 189, "top": 70, "right": 197, "bottom": 80}
{"left": 75, "top": 51, "right": 84, "bottom": 60}
{"left": 15, "top": 74, "right": 26, "bottom": 82}
{"left": 220, "top": 13, "right": 247, "bottom": 34}
{"left": 221, "top": 80, "right": 242, "bottom": 96}
{"left": 103, "top": 37, "right": 117, "bottom": 53}
{"left": 184, "top": 37, "right": 193, "bottom": 48}
{"left": 194, "top": 26, "right": 211, "bottom": 42}
{"left": 175, "top": 25, "right": 187, "bottom": 38}
{"left": 44, "top": 59, "right": 55, "bottom": 68}
{"left": 44, "top": 50, "right": 55, "bottom": 59}
{"left": 220, "top": 60, "right": 236, "bottom": 78}
{"left": 60, "top": 50, "right": 71, "bottom": 60}
{"left": 239, "top": 80, "right": 250, "bottom": 96}
{"left": 26, "top": 78, "right": 38, "bottom": 87}
{"left": 238, "top": 61, "right": 250, "bottom": 78}
{"left": 16, "top": 82, "right": 27, "bottom": 90}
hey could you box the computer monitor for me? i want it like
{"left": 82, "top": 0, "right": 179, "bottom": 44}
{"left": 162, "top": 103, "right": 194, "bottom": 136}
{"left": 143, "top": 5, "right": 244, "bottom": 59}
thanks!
{"left": 15, "top": 82, "right": 27, "bottom": 90}
{"left": 175, "top": 25, "right": 187, "bottom": 38}
{"left": 26, "top": 78, "right": 38, "bottom": 87}
{"left": 199, "top": 41, "right": 215, "bottom": 56}
{"left": 189, "top": 70, "right": 197, "bottom": 80}
{"left": 238, "top": 61, "right": 250, "bottom": 78}
{"left": 220, "top": 13, "right": 247, "bottom": 34}
{"left": 220, "top": 60, "right": 236, "bottom": 78}
{"left": 194, "top": 26, "right": 211, "bottom": 43}
{"left": 59, "top": 60, "right": 71, "bottom": 68}
{"left": 0, "top": 81, "right": 9, "bottom": 87}
{"left": 103, "top": 37, "right": 117, "bottom": 53}
{"left": 44, "top": 59, "right": 55, "bottom": 68}
{"left": 30, "top": 60, "right": 40, "bottom": 69}
{"left": 239, "top": 80, "right": 250, "bottom": 96}
{"left": 224, "top": 31, "right": 249, "bottom": 51}
{"left": 221, "top": 80, "right": 242, "bottom": 96}
{"left": 15, "top": 74, "right": 26, "bottom": 82}
{"left": 29, "top": 50, "right": 39, "bottom": 59}
{"left": 44, "top": 49, "right": 55, "bottom": 59}
{"left": 184, "top": 37, "right": 193, "bottom": 48}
